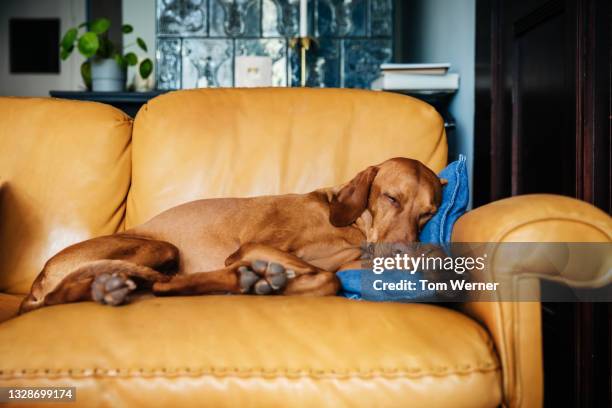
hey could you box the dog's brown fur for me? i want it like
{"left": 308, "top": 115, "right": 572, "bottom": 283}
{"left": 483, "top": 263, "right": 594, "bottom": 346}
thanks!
{"left": 20, "top": 158, "right": 445, "bottom": 313}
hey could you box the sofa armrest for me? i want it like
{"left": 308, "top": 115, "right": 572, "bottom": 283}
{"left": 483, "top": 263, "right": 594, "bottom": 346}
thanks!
{"left": 451, "top": 194, "right": 611, "bottom": 408}
{"left": 0, "top": 293, "right": 23, "bottom": 324}
{"left": 453, "top": 194, "right": 611, "bottom": 243}
{"left": 0, "top": 180, "right": 21, "bottom": 323}
{"left": 453, "top": 194, "right": 611, "bottom": 286}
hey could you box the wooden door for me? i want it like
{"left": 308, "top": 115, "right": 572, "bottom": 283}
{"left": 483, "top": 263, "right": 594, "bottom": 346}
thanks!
{"left": 474, "top": 0, "right": 611, "bottom": 407}
{"left": 474, "top": 0, "right": 610, "bottom": 211}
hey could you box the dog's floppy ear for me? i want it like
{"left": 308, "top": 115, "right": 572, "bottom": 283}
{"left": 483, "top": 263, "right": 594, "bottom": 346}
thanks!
{"left": 329, "top": 166, "right": 379, "bottom": 227}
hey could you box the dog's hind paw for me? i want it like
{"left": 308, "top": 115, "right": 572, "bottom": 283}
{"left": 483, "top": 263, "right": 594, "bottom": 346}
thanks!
{"left": 238, "top": 260, "right": 296, "bottom": 295}
{"left": 91, "top": 272, "right": 136, "bottom": 306}
{"left": 238, "top": 266, "right": 259, "bottom": 293}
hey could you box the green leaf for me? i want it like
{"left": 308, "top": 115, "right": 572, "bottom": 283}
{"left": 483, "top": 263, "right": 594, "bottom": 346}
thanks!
{"left": 124, "top": 52, "right": 138, "bottom": 66}
{"left": 60, "top": 45, "right": 73, "bottom": 60}
{"left": 121, "top": 24, "right": 133, "bottom": 34}
{"left": 61, "top": 28, "right": 78, "bottom": 51}
{"left": 77, "top": 32, "right": 99, "bottom": 58}
{"left": 90, "top": 18, "right": 110, "bottom": 34}
{"left": 80, "top": 61, "right": 92, "bottom": 90}
{"left": 114, "top": 53, "right": 127, "bottom": 69}
{"left": 136, "top": 37, "right": 148, "bottom": 52}
{"left": 139, "top": 58, "right": 153, "bottom": 79}
{"left": 78, "top": 22, "right": 87, "bottom": 29}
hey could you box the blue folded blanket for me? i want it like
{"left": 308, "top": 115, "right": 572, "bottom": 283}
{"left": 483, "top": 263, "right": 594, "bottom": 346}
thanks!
{"left": 338, "top": 155, "right": 469, "bottom": 301}
{"left": 420, "top": 155, "right": 469, "bottom": 247}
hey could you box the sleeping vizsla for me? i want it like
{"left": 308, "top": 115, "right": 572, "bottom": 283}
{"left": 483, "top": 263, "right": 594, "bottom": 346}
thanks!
{"left": 20, "top": 157, "right": 446, "bottom": 314}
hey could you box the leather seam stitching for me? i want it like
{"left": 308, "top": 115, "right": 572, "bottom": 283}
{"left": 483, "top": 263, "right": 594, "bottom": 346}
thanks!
{"left": 0, "top": 365, "right": 500, "bottom": 380}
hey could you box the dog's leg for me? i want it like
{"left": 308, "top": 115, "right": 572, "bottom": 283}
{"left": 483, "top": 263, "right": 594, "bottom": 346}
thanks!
{"left": 152, "top": 267, "right": 243, "bottom": 296}
{"left": 153, "top": 244, "right": 340, "bottom": 296}
{"left": 42, "top": 260, "right": 172, "bottom": 308}
{"left": 227, "top": 243, "right": 340, "bottom": 295}
{"left": 20, "top": 234, "right": 180, "bottom": 314}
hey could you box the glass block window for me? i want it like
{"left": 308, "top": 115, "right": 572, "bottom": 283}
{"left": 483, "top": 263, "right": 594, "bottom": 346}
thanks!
{"left": 156, "top": 0, "right": 393, "bottom": 90}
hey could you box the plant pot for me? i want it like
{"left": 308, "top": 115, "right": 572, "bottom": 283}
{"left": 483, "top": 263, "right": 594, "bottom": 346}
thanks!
{"left": 91, "top": 58, "right": 126, "bottom": 92}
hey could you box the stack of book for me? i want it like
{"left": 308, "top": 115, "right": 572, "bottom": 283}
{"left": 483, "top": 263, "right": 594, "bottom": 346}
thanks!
{"left": 371, "top": 63, "right": 459, "bottom": 92}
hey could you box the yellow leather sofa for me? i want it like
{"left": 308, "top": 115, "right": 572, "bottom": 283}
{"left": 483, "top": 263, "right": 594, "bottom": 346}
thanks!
{"left": 0, "top": 89, "right": 610, "bottom": 408}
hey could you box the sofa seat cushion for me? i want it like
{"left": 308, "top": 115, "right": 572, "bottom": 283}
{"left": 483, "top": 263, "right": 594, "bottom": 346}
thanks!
{"left": 0, "top": 296, "right": 501, "bottom": 408}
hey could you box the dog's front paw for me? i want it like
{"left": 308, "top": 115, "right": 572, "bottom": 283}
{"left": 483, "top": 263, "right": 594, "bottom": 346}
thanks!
{"left": 238, "top": 260, "right": 296, "bottom": 295}
{"left": 91, "top": 272, "right": 136, "bottom": 306}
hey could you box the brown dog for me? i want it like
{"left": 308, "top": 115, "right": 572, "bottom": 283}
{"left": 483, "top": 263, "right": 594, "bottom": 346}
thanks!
{"left": 19, "top": 158, "right": 446, "bottom": 313}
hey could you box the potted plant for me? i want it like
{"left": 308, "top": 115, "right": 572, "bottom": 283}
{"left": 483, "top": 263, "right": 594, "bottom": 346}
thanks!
{"left": 60, "top": 18, "right": 153, "bottom": 92}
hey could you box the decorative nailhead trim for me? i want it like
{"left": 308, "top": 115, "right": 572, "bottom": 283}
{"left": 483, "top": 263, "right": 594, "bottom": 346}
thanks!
{"left": 0, "top": 362, "right": 500, "bottom": 381}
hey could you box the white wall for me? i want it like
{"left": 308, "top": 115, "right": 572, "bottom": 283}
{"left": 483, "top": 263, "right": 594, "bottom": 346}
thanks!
{"left": 0, "top": 0, "right": 86, "bottom": 96}
{"left": 122, "top": 0, "right": 155, "bottom": 87}
{"left": 405, "top": 0, "right": 476, "bottom": 207}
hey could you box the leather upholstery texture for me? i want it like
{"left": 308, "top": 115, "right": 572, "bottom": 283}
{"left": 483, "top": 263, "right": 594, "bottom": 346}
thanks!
{"left": 453, "top": 194, "right": 612, "bottom": 408}
{"left": 126, "top": 88, "right": 447, "bottom": 227}
{"left": 453, "top": 194, "right": 612, "bottom": 244}
{"left": 2, "top": 90, "right": 610, "bottom": 407}
{"left": 0, "top": 293, "right": 22, "bottom": 324}
{"left": 0, "top": 296, "right": 501, "bottom": 408}
{"left": 0, "top": 97, "right": 132, "bottom": 294}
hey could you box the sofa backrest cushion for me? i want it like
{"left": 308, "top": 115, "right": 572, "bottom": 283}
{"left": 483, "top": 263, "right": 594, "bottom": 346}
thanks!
{"left": 0, "top": 98, "right": 132, "bottom": 294}
{"left": 126, "top": 88, "right": 447, "bottom": 227}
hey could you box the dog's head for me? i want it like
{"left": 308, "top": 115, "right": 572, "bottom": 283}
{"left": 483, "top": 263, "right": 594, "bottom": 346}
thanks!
{"left": 329, "top": 157, "right": 446, "bottom": 243}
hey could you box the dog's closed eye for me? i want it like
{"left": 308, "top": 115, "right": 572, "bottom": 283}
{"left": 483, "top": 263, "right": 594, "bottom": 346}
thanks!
{"left": 383, "top": 193, "right": 400, "bottom": 207}
{"left": 419, "top": 211, "right": 435, "bottom": 222}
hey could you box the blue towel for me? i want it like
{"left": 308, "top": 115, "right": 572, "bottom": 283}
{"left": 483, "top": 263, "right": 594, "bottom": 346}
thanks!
{"left": 420, "top": 155, "right": 469, "bottom": 247}
{"left": 338, "top": 155, "right": 470, "bottom": 300}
